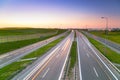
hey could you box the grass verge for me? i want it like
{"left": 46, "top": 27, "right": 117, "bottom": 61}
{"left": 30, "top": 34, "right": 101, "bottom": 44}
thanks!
{"left": 0, "top": 61, "right": 32, "bottom": 80}
{"left": 68, "top": 41, "right": 77, "bottom": 76}
{"left": 0, "top": 36, "right": 66, "bottom": 80}
{"left": 0, "top": 30, "right": 67, "bottom": 54}
{"left": 90, "top": 31, "right": 120, "bottom": 44}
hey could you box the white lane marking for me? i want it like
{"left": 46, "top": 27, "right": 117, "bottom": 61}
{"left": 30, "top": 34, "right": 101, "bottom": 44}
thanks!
{"left": 42, "top": 68, "right": 50, "bottom": 78}
{"left": 77, "top": 36, "right": 82, "bottom": 80}
{"left": 81, "top": 33, "right": 119, "bottom": 80}
{"left": 58, "top": 41, "right": 71, "bottom": 80}
{"left": 93, "top": 67, "right": 99, "bottom": 77}
{"left": 86, "top": 53, "right": 90, "bottom": 58}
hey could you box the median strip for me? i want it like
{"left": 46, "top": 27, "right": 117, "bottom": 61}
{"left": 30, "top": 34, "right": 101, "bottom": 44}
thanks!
{"left": 66, "top": 32, "right": 77, "bottom": 80}
{"left": 68, "top": 41, "right": 77, "bottom": 76}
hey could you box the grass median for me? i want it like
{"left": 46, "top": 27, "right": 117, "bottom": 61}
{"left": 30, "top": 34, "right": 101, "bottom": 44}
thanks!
{"left": 85, "top": 34, "right": 120, "bottom": 69}
{"left": 68, "top": 41, "right": 77, "bottom": 76}
{"left": 0, "top": 36, "right": 66, "bottom": 80}
{"left": 0, "top": 29, "right": 67, "bottom": 54}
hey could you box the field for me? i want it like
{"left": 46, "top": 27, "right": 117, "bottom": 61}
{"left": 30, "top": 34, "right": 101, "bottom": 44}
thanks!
{"left": 0, "top": 28, "right": 60, "bottom": 43}
{"left": 0, "top": 28, "right": 58, "bottom": 36}
{"left": 90, "top": 31, "right": 120, "bottom": 44}
{"left": 0, "top": 29, "right": 67, "bottom": 54}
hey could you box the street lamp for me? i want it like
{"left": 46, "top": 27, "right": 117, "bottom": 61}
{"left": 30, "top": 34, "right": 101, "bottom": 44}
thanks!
{"left": 101, "top": 17, "right": 108, "bottom": 55}
{"left": 101, "top": 17, "right": 108, "bottom": 34}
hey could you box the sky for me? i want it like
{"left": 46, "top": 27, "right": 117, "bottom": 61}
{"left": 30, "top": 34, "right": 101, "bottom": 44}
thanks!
{"left": 0, "top": 0, "right": 120, "bottom": 29}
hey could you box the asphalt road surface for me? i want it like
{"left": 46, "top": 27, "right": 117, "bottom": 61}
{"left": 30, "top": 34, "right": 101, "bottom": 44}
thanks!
{"left": 0, "top": 31, "right": 68, "bottom": 69}
{"left": 12, "top": 31, "right": 74, "bottom": 80}
{"left": 76, "top": 31, "right": 120, "bottom": 80}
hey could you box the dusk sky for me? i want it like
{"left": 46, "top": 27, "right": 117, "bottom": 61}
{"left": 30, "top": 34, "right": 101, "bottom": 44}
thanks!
{"left": 0, "top": 0, "right": 120, "bottom": 28}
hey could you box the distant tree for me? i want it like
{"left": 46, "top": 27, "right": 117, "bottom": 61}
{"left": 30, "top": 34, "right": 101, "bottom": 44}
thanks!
{"left": 111, "top": 28, "right": 120, "bottom": 32}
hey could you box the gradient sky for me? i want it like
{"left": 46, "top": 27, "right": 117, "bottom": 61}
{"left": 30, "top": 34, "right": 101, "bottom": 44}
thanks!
{"left": 0, "top": 0, "right": 120, "bottom": 28}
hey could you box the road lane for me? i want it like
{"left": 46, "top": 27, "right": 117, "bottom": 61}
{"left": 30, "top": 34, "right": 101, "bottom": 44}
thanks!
{"left": 12, "top": 31, "right": 74, "bottom": 80}
{"left": 77, "top": 31, "right": 120, "bottom": 80}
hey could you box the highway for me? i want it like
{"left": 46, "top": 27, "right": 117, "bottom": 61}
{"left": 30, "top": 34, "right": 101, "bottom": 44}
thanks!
{"left": 12, "top": 31, "right": 74, "bottom": 80}
{"left": 0, "top": 31, "right": 68, "bottom": 69}
{"left": 76, "top": 31, "right": 120, "bottom": 80}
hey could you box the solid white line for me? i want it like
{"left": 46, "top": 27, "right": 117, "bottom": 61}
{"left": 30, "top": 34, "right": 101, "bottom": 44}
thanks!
{"left": 81, "top": 33, "right": 118, "bottom": 80}
{"left": 42, "top": 68, "right": 50, "bottom": 78}
{"left": 77, "top": 36, "right": 82, "bottom": 80}
{"left": 58, "top": 41, "right": 71, "bottom": 80}
{"left": 93, "top": 67, "right": 99, "bottom": 77}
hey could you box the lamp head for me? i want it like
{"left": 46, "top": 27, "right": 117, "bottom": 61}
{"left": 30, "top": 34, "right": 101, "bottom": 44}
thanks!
{"left": 101, "top": 17, "right": 105, "bottom": 19}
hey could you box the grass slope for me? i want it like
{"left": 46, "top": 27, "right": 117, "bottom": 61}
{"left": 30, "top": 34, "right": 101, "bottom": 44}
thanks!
{"left": 90, "top": 31, "right": 120, "bottom": 44}
{"left": 0, "top": 38, "right": 41, "bottom": 54}
{"left": 0, "top": 28, "right": 58, "bottom": 36}
{"left": 0, "top": 29, "right": 67, "bottom": 54}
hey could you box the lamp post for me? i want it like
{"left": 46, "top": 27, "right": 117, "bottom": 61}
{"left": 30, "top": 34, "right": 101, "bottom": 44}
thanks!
{"left": 101, "top": 17, "right": 108, "bottom": 34}
{"left": 101, "top": 17, "right": 108, "bottom": 54}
